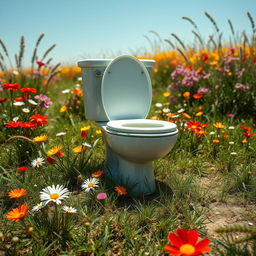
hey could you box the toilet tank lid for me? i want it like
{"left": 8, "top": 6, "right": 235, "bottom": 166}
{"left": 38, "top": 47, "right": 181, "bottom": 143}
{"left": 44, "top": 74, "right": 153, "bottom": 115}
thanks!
{"left": 77, "top": 58, "right": 155, "bottom": 68}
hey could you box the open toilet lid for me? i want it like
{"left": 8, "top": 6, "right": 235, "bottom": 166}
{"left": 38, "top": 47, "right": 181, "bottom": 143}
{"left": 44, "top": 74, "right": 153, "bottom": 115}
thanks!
{"left": 101, "top": 55, "right": 152, "bottom": 121}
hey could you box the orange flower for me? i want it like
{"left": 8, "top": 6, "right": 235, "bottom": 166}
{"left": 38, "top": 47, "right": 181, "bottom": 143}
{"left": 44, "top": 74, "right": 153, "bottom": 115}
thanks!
{"left": 213, "top": 122, "right": 225, "bottom": 129}
{"left": 74, "top": 88, "right": 83, "bottom": 96}
{"left": 164, "top": 228, "right": 211, "bottom": 255}
{"left": 8, "top": 188, "right": 27, "bottom": 199}
{"left": 33, "top": 135, "right": 48, "bottom": 143}
{"left": 212, "top": 139, "right": 220, "bottom": 143}
{"left": 182, "top": 113, "right": 191, "bottom": 119}
{"left": 92, "top": 170, "right": 104, "bottom": 178}
{"left": 73, "top": 145, "right": 84, "bottom": 153}
{"left": 60, "top": 105, "right": 67, "bottom": 113}
{"left": 6, "top": 204, "right": 29, "bottom": 222}
{"left": 193, "top": 93, "right": 203, "bottom": 99}
{"left": 195, "top": 111, "right": 203, "bottom": 117}
{"left": 115, "top": 185, "right": 127, "bottom": 195}
{"left": 31, "top": 114, "right": 48, "bottom": 126}
{"left": 183, "top": 91, "right": 190, "bottom": 98}
{"left": 47, "top": 145, "right": 62, "bottom": 156}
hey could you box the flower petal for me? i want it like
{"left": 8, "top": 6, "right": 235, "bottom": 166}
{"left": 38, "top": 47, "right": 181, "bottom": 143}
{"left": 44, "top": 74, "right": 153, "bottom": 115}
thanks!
{"left": 177, "top": 228, "right": 188, "bottom": 243}
{"left": 195, "top": 238, "right": 211, "bottom": 251}
{"left": 188, "top": 229, "right": 199, "bottom": 245}
{"left": 164, "top": 245, "right": 181, "bottom": 255}
{"left": 168, "top": 233, "right": 183, "bottom": 247}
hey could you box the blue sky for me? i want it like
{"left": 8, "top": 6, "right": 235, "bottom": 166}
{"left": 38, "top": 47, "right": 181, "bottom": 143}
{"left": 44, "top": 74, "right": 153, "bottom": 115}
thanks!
{"left": 0, "top": 0, "right": 255, "bottom": 67}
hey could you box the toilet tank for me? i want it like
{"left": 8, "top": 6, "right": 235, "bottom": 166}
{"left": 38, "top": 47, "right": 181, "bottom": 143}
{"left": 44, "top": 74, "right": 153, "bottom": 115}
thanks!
{"left": 77, "top": 58, "right": 155, "bottom": 122}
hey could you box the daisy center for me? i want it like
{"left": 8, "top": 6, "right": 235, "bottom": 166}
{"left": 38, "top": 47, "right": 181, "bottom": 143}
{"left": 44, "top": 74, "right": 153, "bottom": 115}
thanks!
{"left": 88, "top": 182, "right": 94, "bottom": 188}
{"left": 50, "top": 193, "right": 60, "bottom": 199}
{"left": 35, "top": 161, "right": 42, "bottom": 165}
{"left": 180, "top": 244, "right": 195, "bottom": 255}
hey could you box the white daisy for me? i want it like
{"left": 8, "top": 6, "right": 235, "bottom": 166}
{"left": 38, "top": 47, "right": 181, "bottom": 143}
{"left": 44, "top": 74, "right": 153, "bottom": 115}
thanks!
{"left": 28, "top": 99, "right": 38, "bottom": 105}
{"left": 77, "top": 77, "right": 82, "bottom": 81}
{"left": 82, "top": 142, "right": 92, "bottom": 148}
{"left": 40, "top": 184, "right": 70, "bottom": 205}
{"left": 32, "top": 202, "right": 46, "bottom": 212}
{"left": 155, "top": 103, "right": 163, "bottom": 108}
{"left": 177, "top": 108, "right": 185, "bottom": 113}
{"left": 63, "top": 205, "right": 77, "bottom": 213}
{"left": 13, "top": 101, "right": 25, "bottom": 106}
{"left": 230, "top": 152, "right": 237, "bottom": 156}
{"left": 82, "top": 178, "right": 99, "bottom": 192}
{"left": 12, "top": 116, "right": 19, "bottom": 122}
{"left": 56, "top": 132, "right": 66, "bottom": 137}
{"left": 209, "top": 131, "right": 216, "bottom": 135}
{"left": 229, "top": 141, "right": 235, "bottom": 145}
{"left": 31, "top": 157, "right": 45, "bottom": 167}
{"left": 62, "top": 89, "right": 71, "bottom": 94}
{"left": 162, "top": 108, "right": 170, "bottom": 113}
{"left": 22, "top": 108, "right": 30, "bottom": 113}
{"left": 228, "top": 126, "right": 235, "bottom": 130}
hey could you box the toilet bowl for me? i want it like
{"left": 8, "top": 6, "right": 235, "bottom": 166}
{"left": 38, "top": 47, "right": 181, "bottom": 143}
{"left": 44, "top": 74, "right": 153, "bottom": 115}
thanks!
{"left": 78, "top": 55, "right": 178, "bottom": 196}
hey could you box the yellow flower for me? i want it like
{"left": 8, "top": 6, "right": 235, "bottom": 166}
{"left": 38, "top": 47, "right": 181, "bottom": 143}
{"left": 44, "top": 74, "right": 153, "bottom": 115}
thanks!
{"left": 81, "top": 125, "right": 91, "bottom": 131}
{"left": 182, "top": 112, "right": 191, "bottom": 119}
{"left": 60, "top": 105, "right": 67, "bottom": 113}
{"left": 183, "top": 91, "right": 190, "bottom": 98}
{"left": 95, "top": 129, "right": 102, "bottom": 134}
{"left": 47, "top": 146, "right": 62, "bottom": 156}
{"left": 33, "top": 135, "right": 48, "bottom": 143}
{"left": 195, "top": 112, "right": 203, "bottom": 117}
{"left": 150, "top": 116, "right": 160, "bottom": 120}
{"left": 163, "top": 92, "right": 171, "bottom": 97}
{"left": 242, "top": 139, "right": 248, "bottom": 143}
{"left": 73, "top": 145, "right": 84, "bottom": 153}
{"left": 214, "top": 122, "right": 225, "bottom": 129}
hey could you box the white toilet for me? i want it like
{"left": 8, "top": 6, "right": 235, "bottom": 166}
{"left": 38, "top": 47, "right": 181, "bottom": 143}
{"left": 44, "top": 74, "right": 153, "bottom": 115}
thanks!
{"left": 78, "top": 55, "right": 178, "bottom": 196}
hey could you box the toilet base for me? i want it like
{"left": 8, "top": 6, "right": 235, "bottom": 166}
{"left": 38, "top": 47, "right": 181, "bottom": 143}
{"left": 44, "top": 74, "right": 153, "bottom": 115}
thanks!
{"left": 105, "top": 152, "right": 156, "bottom": 197}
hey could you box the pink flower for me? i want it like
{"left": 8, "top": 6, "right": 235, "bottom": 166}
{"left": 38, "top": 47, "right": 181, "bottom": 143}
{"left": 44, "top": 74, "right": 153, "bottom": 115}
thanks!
{"left": 96, "top": 193, "right": 107, "bottom": 200}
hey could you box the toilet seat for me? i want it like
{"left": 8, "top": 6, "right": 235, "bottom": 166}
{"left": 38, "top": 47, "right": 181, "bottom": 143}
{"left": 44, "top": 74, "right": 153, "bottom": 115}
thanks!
{"left": 106, "top": 119, "right": 177, "bottom": 134}
{"left": 101, "top": 55, "right": 152, "bottom": 121}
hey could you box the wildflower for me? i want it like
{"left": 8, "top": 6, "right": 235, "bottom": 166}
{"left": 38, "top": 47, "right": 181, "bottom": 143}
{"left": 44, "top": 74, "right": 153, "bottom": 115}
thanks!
{"left": 0, "top": 98, "right": 7, "bottom": 103}
{"left": 82, "top": 178, "right": 99, "bottom": 192}
{"left": 40, "top": 184, "right": 70, "bottom": 205}
{"left": 229, "top": 141, "right": 235, "bottom": 145}
{"left": 63, "top": 206, "right": 77, "bottom": 213}
{"left": 46, "top": 156, "right": 56, "bottom": 164}
{"left": 3, "top": 83, "right": 21, "bottom": 91}
{"left": 20, "top": 87, "right": 37, "bottom": 94}
{"left": 31, "top": 114, "right": 48, "bottom": 126}
{"left": 230, "top": 152, "right": 237, "bottom": 156}
{"left": 56, "top": 132, "right": 66, "bottom": 137}
{"left": 74, "top": 88, "right": 83, "bottom": 96}
{"left": 81, "top": 125, "right": 91, "bottom": 132}
{"left": 80, "top": 129, "right": 87, "bottom": 138}
{"left": 183, "top": 91, "right": 190, "bottom": 98}
{"left": 34, "top": 94, "right": 53, "bottom": 108}
{"left": 163, "top": 92, "right": 171, "bottom": 97}
{"left": 62, "top": 89, "right": 71, "bottom": 94}
{"left": 115, "top": 185, "right": 127, "bottom": 195}
{"left": 31, "top": 157, "right": 45, "bottom": 167}
{"left": 96, "top": 192, "right": 107, "bottom": 200}
{"left": 195, "top": 111, "right": 203, "bottom": 117}
{"left": 26, "top": 226, "right": 34, "bottom": 233}
{"left": 47, "top": 145, "right": 62, "bottom": 156}
{"left": 92, "top": 170, "right": 104, "bottom": 178}
{"left": 60, "top": 105, "right": 67, "bottom": 113}
{"left": 22, "top": 108, "right": 30, "bottom": 113}
{"left": 228, "top": 126, "right": 235, "bottom": 129}
{"left": 244, "top": 132, "right": 254, "bottom": 138}
{"left": 182, "top": 113, "right": 191, "bottom": 119}
{"left": 186, "top": 121, "right": 201, "bottom": 131}
{"left": 20, "top": 122, "right": 36, "bottom": 129}
{"left": 32, "top": 202, "right": 46, "bottom": 212}
{"left": 8, "top": 188, "right": 27, "bottom": 199}
{"left": 82, "top": 142, "right": 92, "bottom": 148}
{"left": 163, "top": 108, "right": 170, "bottom": 113}
{"left": 13, "top": 101, "right": 25, "bottom": 106}
{"left": 33, "top": 135, "right": 48, "bottom": 143}
{"left": 6, "top": 121, "right": 21, "bottom": 128}
{"left": 155, "top": 103, "right": 163, "bottom": 108}
{"left": 193, "top": 93, "right": 203, "bottom": 99}
{"left": 241, "top": 125, "right": 252, "bottom": 131}
{"left": 14, "top": 97, "right": 24, "bottom": 102}
{"left": 73, "top": 145, "right": 84, "bottom": 153}
{"left": 201, "top": 53, "right": 209, "bottom": 62}
{"left": 6, "top": 205, "right": 29, "bottom": 222}
{"left": 28, "top": 99, "right": 38, "bottom": 105}
{"left": 96, "top": 129, "right": 102, "bottom": 135}
{"left": 242, "top": 139, "right": 248, "bottom": 143}
{"left": 18, "top": 166, "right": 28, "bottom": 172}
{"left": 227, "top": 113, "right": 234, "bottom": 118}
{"left": 177, "top": 108, "right": 185, "bottom": 113}
{"left": 212, "top": 139, "right": 220, "bottom": 143}
{"left": 213, "top": 122, "right": 225, "bottom": 129}
{"left": 36, "top": 61, "right": 45, "bottom": 67}
{"left": 223, "top": 134, "right": 229, "bottom": 138}
{"left": 164, "top": 228, "right": 211, "bottom": 255}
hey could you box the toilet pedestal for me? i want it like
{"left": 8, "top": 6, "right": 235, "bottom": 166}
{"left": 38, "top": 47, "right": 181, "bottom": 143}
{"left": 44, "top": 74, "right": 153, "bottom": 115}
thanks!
{"left": 104, "top": 141, "right": 156, "bottom": 196}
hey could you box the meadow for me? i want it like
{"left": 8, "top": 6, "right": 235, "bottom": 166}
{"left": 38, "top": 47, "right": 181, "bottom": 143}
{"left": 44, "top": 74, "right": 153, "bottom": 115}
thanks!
{"left": 0, "top": 12, "right": 256, "bottom": 256}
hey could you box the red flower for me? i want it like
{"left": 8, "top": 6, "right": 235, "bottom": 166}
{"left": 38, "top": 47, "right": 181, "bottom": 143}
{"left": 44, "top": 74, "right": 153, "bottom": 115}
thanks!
{"left": 31, "top": 114, "right": 48, "bottom": 126}
{"left": 18, "top": 166, "right": 29, "bottom": 172}
{"left": 3, "top": 83, "right": 21, "bottom": 91}
{"left": 46, "top": 156, "right": 56, "bottom": 164}
{"left": 187, "top": 121, "right": 201, "bottom": 131}
{"left": 14, "top": 97, "right": 24, "bottom": 102}
{"left": 244, "top": 132, "right": 254, "bottom": 138}
{"left": 5, "top": 121, "right": 21, "bottom": 128}
{"left": 164, "top": 228, "right": 211, "bottom": 255}
{"left": 193, "top": 93, "right": 203, "bottom": 99}
{"left": 36, "top": 61, "right": 45, "bottom": 67}
{"left": 20, "top": 87, "right": 37, "bottom": 94}
{"left": 240, "top": 125, "right": 252, "bottom": 131}
{"left": 253, "top": 57, "right": 256, "bottom": 63}
{"left": 19, "top": 122, "right": 36, "bottom": 129}
{"left": 201, "top": 54, "right": 208, "bottom": 62}
{"left": 0, "top": 98, "right": 7, "bottom": 103}
{"left": 81, "top": 130, "right": 87, "bottom": 138}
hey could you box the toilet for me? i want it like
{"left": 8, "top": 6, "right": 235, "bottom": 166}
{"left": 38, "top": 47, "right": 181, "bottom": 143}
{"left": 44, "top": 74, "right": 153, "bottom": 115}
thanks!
{"left": 78, "top": 55, "right": 178, "bottom": 196}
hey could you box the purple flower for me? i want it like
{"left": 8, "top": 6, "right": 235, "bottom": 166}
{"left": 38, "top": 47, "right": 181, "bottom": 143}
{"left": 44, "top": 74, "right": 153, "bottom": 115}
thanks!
{"left": 197, "top": 87, "right": 211, "bottom": 95}
{"left": 96, "top": 193, "right": 107, "bottom": 200}
{"left": 34, "top": 94, "right": 53, "bottom": 108}
{"left": 235, "top": 83, "right": 250, "bottom": 91}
